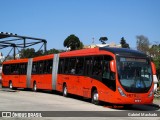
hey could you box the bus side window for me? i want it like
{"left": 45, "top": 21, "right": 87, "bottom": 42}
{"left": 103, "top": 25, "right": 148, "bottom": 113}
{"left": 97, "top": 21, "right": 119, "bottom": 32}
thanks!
{"left": 102, "top": 61, "right": 110, "bottom": 79}
{"left": 11, "top": 64, "right": 19, "bottom": 75}
{"left": 46, "top": 59, "right": 53, "bottom": 74}
{"left": 43, "top": 60, "right": 47, "bottom": 74}
{"left": 19, "top": 63, "right": 27, "bottom": 75}
{"left": 103, "top": 56, "right": 115, "bottom": 80}
{"left": 92, "top": 56, "right": 103, "bottom": 76}
{"left": 84, "top": 57, "right": 93, "bottom": 76}
{"left": 58, "top": 59, "right": 64, "bottom": 74}
{"left": 24, "top": 63, "right": 27, "bottom": 74}
{"left": 43, "top": 60, "right": 52, "bottom": 74}
{"left": 39, "top": 61, "right": 44, "bottom": 74}
{"left": 64, "top": 58, "right": 69, "bottom": 74}
{"left": 3, "top": 65, "right": 11, "bottom": 75}
{"left": 42, "top": 60, "right": 53, "bottom": 74}
{"left": 69, "top": 58, "right": 76, "bottom": 74}
{"left": 102, "top": 56, "right": 116, "bottom": 91}
{"left": 76, "top": 57, "right": 84, "bottom": 75}
{"left": 32, "top": 62, "right": 38, "bottom": 74}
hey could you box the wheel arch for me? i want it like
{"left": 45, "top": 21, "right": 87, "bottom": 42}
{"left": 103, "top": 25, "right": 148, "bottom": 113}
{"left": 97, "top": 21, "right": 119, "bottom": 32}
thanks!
{"left": 91, "top": 86, "right": 98, "bottom": 96}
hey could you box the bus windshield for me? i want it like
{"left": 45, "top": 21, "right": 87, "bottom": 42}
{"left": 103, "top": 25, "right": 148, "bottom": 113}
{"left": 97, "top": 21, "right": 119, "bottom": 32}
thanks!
{"left": 117, "top": 57, "right": 152, "bottom": 93}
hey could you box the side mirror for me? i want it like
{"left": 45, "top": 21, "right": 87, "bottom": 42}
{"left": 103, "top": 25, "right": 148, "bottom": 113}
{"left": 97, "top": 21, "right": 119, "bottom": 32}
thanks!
{"left": 110, "top": 60, "right": 116, "bottom": 73}
{"left": 151, "top": 62, "right": 156, "bottom": 75}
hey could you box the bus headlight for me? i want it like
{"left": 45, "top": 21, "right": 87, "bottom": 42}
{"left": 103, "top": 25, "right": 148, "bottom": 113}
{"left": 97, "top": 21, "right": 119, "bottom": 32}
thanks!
{"left": 118, "top": 87, "right": 126, "bottom": 97}
{"left": 148, "top": 89, "right": 154, "bottom": 97}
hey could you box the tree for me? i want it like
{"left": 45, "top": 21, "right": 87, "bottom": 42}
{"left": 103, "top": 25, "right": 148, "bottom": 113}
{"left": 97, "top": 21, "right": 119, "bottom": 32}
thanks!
{"left": 44, "top": 48, "right": 60, "bottom": 55}
{"left": 2, "top": 55, "right": 14, "bottom": 61}
{"left": 149, "top": 44, "right": 159, "bottom": 57}
{"left": 19, "top": 48, "right": 43, "bottom": 58}
{"left": 35, "top": 50, "right": 43, "bottom": 57}
{"left": 63, "top": 34, "right": 81, "bottom": 51}
{"left": 78, "top": 42, "right": 84, "bottom": 50}
{"left": 20, "top": 48, "right": 35, "bottom": 58}
{"left": 99, "top": 37, "right": 108, "bottom": 44}
{"left": 136, "top": 36, "right": 160, "bottom": 79}
{"left": 120, "top": 37, "right": 130, "bottom": 48}
{"left": 136, "top": 35, "right": 150, "bottom": 54}
{"left": 149, "top": 44, "right": 160, "bottom": 79}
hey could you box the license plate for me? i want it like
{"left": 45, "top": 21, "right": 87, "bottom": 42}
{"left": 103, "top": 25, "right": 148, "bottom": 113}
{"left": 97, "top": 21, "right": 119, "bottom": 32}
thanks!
{"left": 135, "top": 99, "right": 141, "bottom": 103}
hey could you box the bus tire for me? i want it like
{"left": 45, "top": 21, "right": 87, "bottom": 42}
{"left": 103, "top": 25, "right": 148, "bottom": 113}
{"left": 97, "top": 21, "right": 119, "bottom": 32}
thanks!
{"left": 63, "top": 84, "right": 68, "bottom": 97}
{"left": 9, "top": 81, "right": 17, "bottom": 90}
{"left": 33, "top": 82, "right": 37, "bottom": 92}
{"left": 91, "top": 89, "right": 100, "bottom": 105}
{"left": 9, "top": 81, "right": 13, "bottom": 89}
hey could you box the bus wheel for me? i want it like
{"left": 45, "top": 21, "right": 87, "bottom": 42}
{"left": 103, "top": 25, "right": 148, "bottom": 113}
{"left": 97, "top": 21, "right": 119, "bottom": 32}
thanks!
{"left": 63, "top": 85, "right": 68, "bottom": 97}
{"left": 33, "top": 82, "right": 37, "bottom": 92}
{"left": 9, "top": 81, "right": 13, "bottom": 89}
{"left": 91, "top": 90, "right": 99, "bottom": 105}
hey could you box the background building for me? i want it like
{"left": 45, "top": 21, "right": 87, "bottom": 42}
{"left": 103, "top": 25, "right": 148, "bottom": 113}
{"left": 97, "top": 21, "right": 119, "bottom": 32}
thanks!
{"left": 83, "top": 42, "right": 121, "bottom": 49}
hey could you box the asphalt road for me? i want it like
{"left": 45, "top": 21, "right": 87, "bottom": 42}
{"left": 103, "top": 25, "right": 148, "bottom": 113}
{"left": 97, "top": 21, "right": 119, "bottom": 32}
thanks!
{"left": 0, "top": 85, "right": 159, "bottom": 120}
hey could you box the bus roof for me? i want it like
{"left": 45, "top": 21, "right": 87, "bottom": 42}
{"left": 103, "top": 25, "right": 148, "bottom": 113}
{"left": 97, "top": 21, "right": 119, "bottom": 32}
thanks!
{"left": 2, "top": 47, "right": 149, "bottom": 65}
{"left": 2, "top": 58, "right": 28, "bottom": 64}
{"left": 33, "top": 54, "right": 53, "bottom": 61}
{"left": 60, "top": 47, "right": 115, "bottom": 57}
{"left": 99, "top": 47, "right": 148, "bottom": 58}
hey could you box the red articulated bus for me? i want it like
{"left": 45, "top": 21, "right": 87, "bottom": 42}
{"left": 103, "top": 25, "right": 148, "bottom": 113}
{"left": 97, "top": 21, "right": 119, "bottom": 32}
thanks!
{"left": 2, "top": 47, "right": 156, "bottom": 105}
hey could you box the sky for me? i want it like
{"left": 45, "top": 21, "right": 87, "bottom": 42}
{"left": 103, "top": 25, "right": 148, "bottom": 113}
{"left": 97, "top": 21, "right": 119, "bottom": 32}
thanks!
{"left": 0, "top": 0, "right": 160, "bottom": 56}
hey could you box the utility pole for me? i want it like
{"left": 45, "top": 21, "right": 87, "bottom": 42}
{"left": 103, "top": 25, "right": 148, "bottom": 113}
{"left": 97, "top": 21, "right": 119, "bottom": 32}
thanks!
{"left": 92, "top": 37, "right": 95, "bottom": 44}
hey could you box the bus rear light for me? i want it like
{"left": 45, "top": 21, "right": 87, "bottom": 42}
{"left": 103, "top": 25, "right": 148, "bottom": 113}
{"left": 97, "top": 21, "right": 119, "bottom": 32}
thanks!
{"left": 118, "top": 87, "right": 126, "bottom": 97}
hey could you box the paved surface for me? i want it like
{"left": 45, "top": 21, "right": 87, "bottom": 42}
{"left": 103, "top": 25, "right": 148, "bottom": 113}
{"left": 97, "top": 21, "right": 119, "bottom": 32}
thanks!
{"left": 0, "top": 85, "right": 159, "bottom": 120}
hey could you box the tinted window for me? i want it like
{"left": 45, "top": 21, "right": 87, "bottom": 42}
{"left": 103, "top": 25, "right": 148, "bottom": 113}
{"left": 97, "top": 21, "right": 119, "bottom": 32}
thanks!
{"left": 32, "top": 62, "right": 38, "bottom": 74}
{"left": 32, "top": 60, "right": 53, "bottom": 74}
{"left": 3, "top": 63, "right": 27, "bottom": 75}
{"left": 58, "top": 59, "right": 64, "bottom": 74}
{"left": 102, "top": 56, "right": 116, "bottom": 91}
{"left": 10, "top": 64, "right": 19, "bottom": 75}
{"left": 44, "top": 59, "right": 53, "bottom": 74}
{"left": 64, "top": 58, "right": 69, "bottom": 74}
{"left": 3, "top": 64, "right": 11, "bottom": 75}
{"left": 84, "top": 57, "right": 93, "bottom": 76}
{"left": 92, "top": 56, "right": 103, "bottom": 76}
{"left": 75, "top": 57, "right": 84, "bottom": 75}
{"left": 19, "top": 63, "right": 27, "bottom": 75}
{"left": 68, "top": 58, "right": 76, "bottom": 74}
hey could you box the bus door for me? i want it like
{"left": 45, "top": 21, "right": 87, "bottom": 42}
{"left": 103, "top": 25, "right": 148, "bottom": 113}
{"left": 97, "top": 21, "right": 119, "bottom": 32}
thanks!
{"left": 10, "top": 64, "right": 20, "bottom": 87}
{"left": 19, "top": 63, "right": 27, "bottom": 88}
{"left": 39, "top": 59, "right": 53, "bottom": 90}
{"left": 68, "top": 58, "right": 77, "bottom": 94}
{"left": 58, "top": 58, "right": 65, "bottom": 91}
{"left": 44, "top": 59, "right": 53, "bottom": 90}
{"left": 32, "top": 61, "right": 45, "bottom": 89}
{"left": 82, "top": 57, "right": 93, "bottom": 98}
{"left": 75, "top": 57, "right": 86, "bottom": 96}
{"left": 64, "top": 57, "right": 82, "bottom": 95}
{"left": 38, "top": 61, "right": 46, "bottom": 89}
